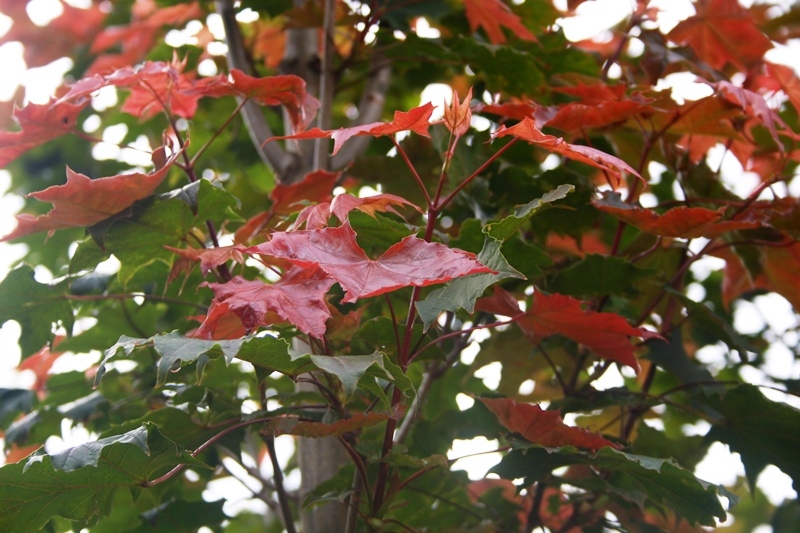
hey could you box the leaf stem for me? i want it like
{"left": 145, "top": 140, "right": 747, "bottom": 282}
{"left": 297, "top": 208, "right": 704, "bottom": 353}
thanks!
{"left": 64, "top": 292, "right": 208, "bottom": 311}
{"left": 392, "top": 137, "right": 432, "bottom": 208}
{"left": 437, "top": 138, "right": 518, "bottom": 211}
{"left": 143, "top": 416, "right": 272, "bottom": 487}
{"left": 189, "top": 98, "right": 249, "bottom": 166}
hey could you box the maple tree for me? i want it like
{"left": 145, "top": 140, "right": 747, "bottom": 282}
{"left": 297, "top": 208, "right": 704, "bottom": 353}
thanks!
{"left": 0, "top": 0, "right": 799, "bottom": 532}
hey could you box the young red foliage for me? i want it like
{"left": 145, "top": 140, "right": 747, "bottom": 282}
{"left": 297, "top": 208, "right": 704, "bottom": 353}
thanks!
{"left": 444, "top": 88, "right": 473, "bottom": 138}
{"left": 537, "top": 83, "right": 652, "bottom": 132}
{"left": 493, "top": 117, "right": 642, "bottom": 183}
{"left": 164, "top": 245, "right": 246, "bottom": 276}
{"left": 463, "top": 0, "right": 538, "bottom": 44}
{"left": 594, "top": 201, "right": 761, "bottom": 239}
{"left": 480, "top": 397, "right": 619, "bottom": 451}
{"left": 268, "top": 103, "right": 435, "bottom": 155}
{"left": 0, "top": 99, "right": 87, "bottom": 168}
{"left": 667, "top": 0, "right": 772, "bottom": 71}
{"left": 766, "top": 62, "right": 800, "bottom": 116}
{"left": 199, "top": 266, "right": 336, "bottom": 339}
{"left": 196, "top": 69, "right": 320, "bottom": 132}
{"left": 1, "top": 149, "right": 181, "bottom": 241}
{"left": 329, "top": 193, "right": 422, "bottom": 222}
{"left": 270, "top": 169, "right": 338, "bottom": 215}
{"left": 248, "top": 222, "right": 493, "bottom": 303}
{"left": 0, "top": 1, "right": 106, "bottom": 68}
{"left": 710, "top": 80, "right": 789, "bottom": 147}
{"left": 477, "top": 287, "right": 650, "bottom": 371}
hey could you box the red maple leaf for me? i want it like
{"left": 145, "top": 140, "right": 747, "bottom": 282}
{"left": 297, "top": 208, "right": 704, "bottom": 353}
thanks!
{"left": 59, "top": 58, "right": 202, "bottom": 119}
{"left": 164, "top": 245, "right": 246, "bottom": 276}
{"left": 89, "top": 2, "right": 204, "bottom": 72}
{"left": 710, "top": 80, "right": 789, "bottom": 148}
{"left": 493, "top": 117, "right": 642, "bottom": 183}
{"left": 0, "top": 1, "right": 106, "bottom": 68}
{"left": 267, "top": 103, "right": 434, "bottom": 155}
{"left": 270, "top": 169, "right": 338, "bottom": 215}
{"left": 192, "top": 69, "right": 320, "bottom": 133}
{"left": 766, "top": 63, "right": 800, "bottom": 117}
{"left": 0, "top": 99, "right": 88, "bottom": 168}
{"left": 463, "top": 0, "right": 538, "bottom": 44}
{"left": 18, "top": 337, "right": 65, "bottom": 395}
{"left": 667, "top": 0, "right": 772, "bottom": 71}
{"left": 247, "top": 222, "right": 493, "bottom": 303}
{"left": 199, "top": 266, "right": 336, "bottom": 338}
{"left": 330, "top": 193, "right": 422, "bottom": 221}
{"left": 594, "top": 198, "right": 760, "bottom": 238}
{"left": 480, "top": 397, "right": 618, "bottom": 451}
{"left": 1, "top": 148, "right": 181, "bottom": 241}
{"left": 538, "top": 83, "right": 653, "bottom": 132}
{"left": 444, "top": 88, "right": 473, "bottom": 138}
{"left": 477, "top": 287, "right": 652, "bottom": 371}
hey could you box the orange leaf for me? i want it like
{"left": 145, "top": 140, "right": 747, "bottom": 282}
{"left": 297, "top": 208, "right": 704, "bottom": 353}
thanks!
{"left": 463, "top": 0, "right": 538, "bottom": 44}
{"left": 199, "top": 266, "right": 336, "bottom": 339}
{"left": 164, "top": 246, "right": 246, "bottom": 276}
{"left": 444, "top": 88, "right": 473, "bottom": 137}
{"left": 267, "top": 103, "right": 435, "bottom": 155}
{"left": 594, "top": 197, "right": 761, "bottom": 238}
{"left": 477, "top": 287, "right": 651, "bottom": 371}
{"left": 2, "top": 148, "right": 180, "bottom": 241}
{"left": 270, "top": 169, "right": 338, "bottom": 215}
{"left": 0, "top": 99, "right": 87, "bottom": 168}
{"left": 494, "top": 117, "right": 642, "bottom": 183}
{"left": 329, "top": 193, "right": 422, "bottom": 222}
{"left": 667, "top": 0, "right": 772, "bottom": 71}
{"left": 480, "top": 397, "right": 618, "bottom": 450}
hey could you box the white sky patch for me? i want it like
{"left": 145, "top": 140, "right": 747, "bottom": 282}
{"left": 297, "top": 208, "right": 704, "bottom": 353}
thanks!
{"left": 448, "top": 437, "right": 502, "bottom": 479}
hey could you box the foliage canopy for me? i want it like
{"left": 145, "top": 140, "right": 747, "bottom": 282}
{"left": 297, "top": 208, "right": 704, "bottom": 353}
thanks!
{"left": 0, "top": 0, "right": 799, "bottom": 531}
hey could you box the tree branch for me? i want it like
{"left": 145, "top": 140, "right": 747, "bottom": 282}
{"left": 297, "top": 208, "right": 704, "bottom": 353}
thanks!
{"left": 330, "top": 53, "right": 392, "bottom": 169}
{"left": 214, "top": 0, "right": 298, "bottom": 181}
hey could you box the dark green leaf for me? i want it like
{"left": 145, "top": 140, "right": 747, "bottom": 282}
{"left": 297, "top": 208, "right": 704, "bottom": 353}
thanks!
{"left": 701, "top": 384, "right": 800, "bottom": 492}
{"left": 484, "top": 184, "right": 575, "bottom": 241}
{"left": 0, "top": 423, "right": 205, "bottom": 532}
{"left": 0, "top": 265, "right": 74, "bottom": 357}
{"left": 416, "top": 238, "right": 524, "bottom": 330}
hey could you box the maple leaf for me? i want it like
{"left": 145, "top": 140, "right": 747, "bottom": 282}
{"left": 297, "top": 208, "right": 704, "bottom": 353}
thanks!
{"left": 444, "top": 88, "right": 473, "bottom": 138}
{"left": 493, "top": 117, "right": 642, "bottom": 183}
{"left": 0, "top": 2, "right": 106, "bottom": 68}
{"left": 330, "top": 193, "right": 422, "bottom": 222}
{"left": 538, "top": 84, "right": 653, "bottom": 132}
{"left": 480, "top": 397, "right": 618, "bottom": 450}
{"left": 710, "top": 80, "right": 788, "bottom": 148}
{"left": 267, "top": 103, "right": 435, "bottom": 155}
{"left": 477, "top": 287, "right": 651, "bottom": 371}
{"left": 667, "top": 0, "right": 772, "bottom": 71}
{"left": 164, "top": 245, "right": 245, "bottom": 276}
{"left": 89, "top": 2, "right": 204, "bottom": 71}
{"left": 59, "top": 58, "right": 202, "bottom": 119}
{"left": 193, "top": 69, "right": 320, "bottom": 132}
{"left": 479, "top": 100, "right": 537, "bottom": 122}
{"left": 766, "top": 62, "right": 800, "bottom": 117}
{"left": 1, "top": 148, "right": 181, "bottom": 241}
{"left": 270, "top": 169, "right": 338, "bottom": 215}
{"left": 199, "top": 266, "right": 336, "bottom": 339}
{"left": 18, "top": 337, "right": 65, "bottom": 395}
{"left": 463, "top": 0, "right": 538, "bottom": 44}
{"left": 247, "top": 222, "right": 493, "bottom": 303}
{"left": 594, "top": 194, "right": 760, "bottom": 238}
{"left": 0, "top": 99, "right": 87, "bottom": 168}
